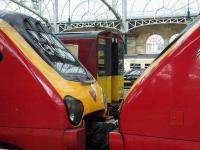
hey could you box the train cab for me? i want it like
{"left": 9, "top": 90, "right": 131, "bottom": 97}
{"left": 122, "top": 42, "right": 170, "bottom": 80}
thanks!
{"left": 57, "top": 31, "right": 124, "bottom": 105}
{"left": 0, "top": 11, "right": 106, "bottom": 150}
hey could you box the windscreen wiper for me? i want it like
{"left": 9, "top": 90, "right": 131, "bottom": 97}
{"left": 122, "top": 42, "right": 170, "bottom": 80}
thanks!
{"left": 81, "top": 79, "right": 96, "bottom": 84}
{"left": 73, "top": 74, "right": 95, "bottom": 84}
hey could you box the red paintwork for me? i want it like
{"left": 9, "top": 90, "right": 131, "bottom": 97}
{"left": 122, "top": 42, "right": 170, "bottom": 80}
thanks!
{"left": 0, "top": 29, "right": 86, "bottom": 149}
{"left": 109, "top": 131, "right": 123, "bottom": 150}
{"left": 58, "top": 31, "right": 123, "bottom": 79}
{"left": 64, "top": 128, "right": 85, "bottom": 150}
{"left": 0, "top": 127, "right": 85, "bottom": 150}
{"left": 62, "top": 38, "right": 98, "bottom": 78}
{"left": 109, "top": 20, "right": 200, "bottom": 149}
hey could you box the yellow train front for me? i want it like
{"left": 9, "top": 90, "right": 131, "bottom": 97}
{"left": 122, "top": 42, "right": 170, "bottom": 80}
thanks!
{"left": 57, "top": 31, "right": 124, "bottom": 106}
{"left": 0, "top": 11, "right": 109, "bottom": 150}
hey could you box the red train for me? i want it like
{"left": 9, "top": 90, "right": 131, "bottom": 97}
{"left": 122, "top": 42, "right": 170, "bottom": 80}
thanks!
{"left": 109, "top": 16, "right": 200, "bottom": 150}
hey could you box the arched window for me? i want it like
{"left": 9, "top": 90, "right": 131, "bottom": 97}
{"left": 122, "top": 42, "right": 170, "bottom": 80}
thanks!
{"left": 169, "top": 34, "right": 179, "bottom": 43}
{"left": 146, "top": 34, "right": 164, "bottom": 54}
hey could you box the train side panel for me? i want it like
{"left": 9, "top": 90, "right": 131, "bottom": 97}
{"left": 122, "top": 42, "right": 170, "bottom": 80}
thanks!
{"left": 110, "top": 16, "right": 200, "bottom": 150}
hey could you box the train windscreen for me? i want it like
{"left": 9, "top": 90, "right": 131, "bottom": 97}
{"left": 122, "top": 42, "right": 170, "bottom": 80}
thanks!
{"left": 22, "top": 18, "right": 94, "bottom": 83}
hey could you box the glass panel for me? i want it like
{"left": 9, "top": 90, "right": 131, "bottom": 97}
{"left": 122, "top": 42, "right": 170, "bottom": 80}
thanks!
{"left": 97, "top": 38, "right": 106, "bottom": 76}
{"left": 146, "top": 34, "right": 165, "bottom": 54}
{"left": 26, "top": 27, "right": 93, "bottom": 82}
{"left": 64, "top": 44, "right": 79, "bottom": 58}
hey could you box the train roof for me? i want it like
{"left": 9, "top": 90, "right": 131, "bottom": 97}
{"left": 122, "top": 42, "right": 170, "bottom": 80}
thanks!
{"left": 0, "top": 11, "right": 50, "bottom": 33}
{"left": 56, "top": 31, "right": 123, "bottom": 40}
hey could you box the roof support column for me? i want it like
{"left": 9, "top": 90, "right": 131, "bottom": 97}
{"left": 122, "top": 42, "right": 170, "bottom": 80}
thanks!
{"left": 122, "top": 0, "right": 128, "bottom": 54}
{"left": 122, "top": 0, "right": 128, "bottom": 33}
{"left": 53, "top": 0, "right": 58, "bottom": 32}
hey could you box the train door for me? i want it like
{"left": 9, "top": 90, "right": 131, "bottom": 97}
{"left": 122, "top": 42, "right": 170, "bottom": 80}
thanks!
{"left": 97, "top": 38, "right": 112, "bottom": 103}
{"left": 111, "top": 39, "right": 124, "bottom": 102}
{"left": 97, "top": 36, "right": 124, "bottom": 104}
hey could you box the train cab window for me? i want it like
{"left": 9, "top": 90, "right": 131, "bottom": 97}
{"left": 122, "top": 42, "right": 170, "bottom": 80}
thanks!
{"left": 111, "top": 39, "right": 118, "bottom": 75}
{"left": 111, "top": 40, "right": 124, "bottom": 75}
{"left": 64, "top": 44, "right": 79, "bottom": 58}
{"left": 97, "top": 38, "right": 106, "bottom": 76}
{"left": 23, "top": 19, "right": 93, "bottom": 82}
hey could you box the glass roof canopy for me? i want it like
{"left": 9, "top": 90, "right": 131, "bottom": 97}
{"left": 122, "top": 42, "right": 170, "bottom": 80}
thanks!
{"left": 0, "top": 0, "right": 199, "bottom": 23}
{"left": 127, "top": 0, "right": 200, "bottom": 19}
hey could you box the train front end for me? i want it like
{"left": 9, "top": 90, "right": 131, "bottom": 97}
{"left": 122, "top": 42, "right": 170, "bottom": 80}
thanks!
{"left": 0, "top": 11, "right": 106, "bottom": 150}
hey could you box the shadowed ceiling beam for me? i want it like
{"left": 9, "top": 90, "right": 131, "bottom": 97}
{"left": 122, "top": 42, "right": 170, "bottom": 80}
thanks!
{"left": 100, "top": 0, "right": 121, "bottom": 20}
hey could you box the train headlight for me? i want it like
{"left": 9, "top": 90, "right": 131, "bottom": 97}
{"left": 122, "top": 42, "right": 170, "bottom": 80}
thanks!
{"left": 64, "top": 96, "right": 84, "bottom": 126}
